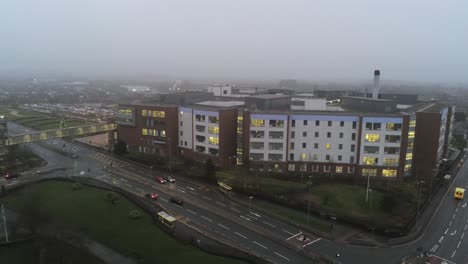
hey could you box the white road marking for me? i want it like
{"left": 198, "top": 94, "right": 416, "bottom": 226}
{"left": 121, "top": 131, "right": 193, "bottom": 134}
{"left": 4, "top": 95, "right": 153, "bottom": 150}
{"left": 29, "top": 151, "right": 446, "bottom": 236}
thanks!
{"left": 189, "top": 191, "right": 198, "bottom": 195}
{"left": 216, "top": 202, "right": 226, "bottom": 207}
{"left": 449, "top": 220, "right": 453, "bottom": 226}
{"left": 462, "top": 232, "right": 465, "bottom": 239}
{"left": 303, "top": 238, "right": 322, "bottom": 248}
{"left": 451, "top": 230, "right": 457, "bottom": 236}
{"left": 250, "top": 212, "right": 261, "bottom": 218}
{"left": 453, "top": 213, "right": 456, "bottom": 219}
{"left": 186, "top": 209, "right": 197, "bottom": 215}
{"left": 240, "top": 215, "right": 251, "bottom": 221}
{"left": 451, "top": 250, "right": 456, "bottom": 258}
{"left": 456, "top": 208, "right": 459, "bottom": 213}
{"left": 430, "top": 244, "right": 439, "bottom": 253}
{"left": 120, "top": 178, "right": 127, "bottom": 182}
{"left": 282, "top": 229, "right": 295, "bottom": 236}
{"left": 201, "top": 216, "right": 213, "bottom": 222}
{"left": 125, "top": 183, "right": 132, "bottom": 188}
{"left": 177, "top": 188, "right": 186, "bottom": 193}
{"left": 457, "top": 241, "right": 461, "bottom": 248}
{"left": 287, "top": 232, "right": 302, "bottom": 240}
{"left": 439, "top": 236, "right": 444, "bottom": 243}
{"left": 218, "top": 223, "right": 230, "bottom": 230}
{"left": 253, "top": 241, "right": 268, "bottom": 249}
{"left": 187, "top": 187, "right": 195, "bottom": 191}
{"left": 250, "top": 216, "right": 259, "bottom": 220}
{"left": 160, "top": 198, "right": 168, "bottom": 202}
{"left": 274, "top": 252, "right": 290, "bottom": 262}
{"left": 235, "top": 232, "right": 247, "bottom": 239}
{"left": 230, "top": 208, "right": 241, "bottom": 213}
{"left": 202, "top": 196, "right": 212, "bottom": 200}
{"left": 262, "top": 221, "right": 276, "bottom": 228}
{"left": 465, "top": 224, "right": 467, "bottom": 231}
{"left": 445, "top": 228, "right": 449, "bottom": 235}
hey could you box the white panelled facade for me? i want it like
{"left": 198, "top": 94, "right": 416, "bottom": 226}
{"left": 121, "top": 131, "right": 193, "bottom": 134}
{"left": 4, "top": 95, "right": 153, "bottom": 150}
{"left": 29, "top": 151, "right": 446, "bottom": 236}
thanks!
{"left": 178, "top": 107, "right": 193, "bottom": 149}
{"left": 249, "top": 114, "right": 288, "bottom": 162}
{"left": 193, "top": 109, "right": 220, "bottom": 156}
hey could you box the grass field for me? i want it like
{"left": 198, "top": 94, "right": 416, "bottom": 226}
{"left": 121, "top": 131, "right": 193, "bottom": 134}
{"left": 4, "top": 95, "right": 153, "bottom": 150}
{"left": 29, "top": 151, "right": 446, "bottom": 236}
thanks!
{"left": 0, "top": 181, "right": 246, "bottom": 264}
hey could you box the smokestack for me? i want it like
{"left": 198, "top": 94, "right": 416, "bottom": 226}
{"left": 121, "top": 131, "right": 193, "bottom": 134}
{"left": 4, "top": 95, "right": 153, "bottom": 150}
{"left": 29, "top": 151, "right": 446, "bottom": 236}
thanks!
{"left": 372, "top": 70, "right": 380, "bottom": 99}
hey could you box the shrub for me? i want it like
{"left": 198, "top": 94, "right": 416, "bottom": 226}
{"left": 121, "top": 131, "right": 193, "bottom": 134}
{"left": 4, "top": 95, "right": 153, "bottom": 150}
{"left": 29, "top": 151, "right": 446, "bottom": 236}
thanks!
{"left": 128, "top": 210, "right": 142, "bottom": 219}
{"left": 105, "top": 192, "right": 120, "bottom": 204}
{"left": 71, "top": 183, "right": 83, "bottom": 190}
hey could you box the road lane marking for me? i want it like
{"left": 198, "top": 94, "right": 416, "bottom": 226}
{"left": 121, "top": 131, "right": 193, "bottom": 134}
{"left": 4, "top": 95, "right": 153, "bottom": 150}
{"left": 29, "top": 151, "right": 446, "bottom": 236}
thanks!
{"left": 451, "top": 250, "right": 456, "bottom": 258}
{"left": 253, "top": 241, "right": 268, "bottom": 249}
{"left": 303, "top": 238, "right": 322, "bottom": 248}
{"left": 120, "top": 178, "right": 127, "bottom": 182}
{"left": 439, "top": 236, "right": 444, "bottom": 243}
{"left": 190, "top": 191, "right": 198, "bottom": 195}
{"left": 187, "top": 187, "right": 195, "bottom": 191}
{"left": 451, "top": 230, "right": 457, "bottom": 236}
{"left": 262, "top": 221, "right": 276, "bottom": 228}
{"left": 462, "top": 232, "right": 465, "bottom": 239}
{"left": 453, "top": 213, "right": 456, "bottom": 219}
{"left": 240, "top": 215, "right": 251, "bottom": 221}
{"left": 445, "top": 228, "right": 449, "bottom": 235}
{"left": 186, "top": 209, "right": 197, "bottom": 215}
{"left": 456, "top": 208, "right": 459, "bottom": 213}
{"left": 160, "top": 198, "right": 168, "bottom": 202}
{"left": 457, "top": 241, "right": 461, "bottom": 248}
{"left": 235, "top": 232, "right": 247, "bottom": 239}
{"left": 465, "top": 224, "right": 467, "bottom": 231}
{"left": 249, "top": 212, "right": 261, "bottom": 218}
{"left": 282, "top": 229, "right": 295, "bottom": 236}
{"left": 249, "top": 216, "right": 259, "bottom": 220}
{"left": 218, "top": 223, "right": 230, "bottom": 230}
{"left": 202, "top": 196, "right": 212, "bottom": 201}
{"left": 274, "top": 252, "right": 290, "bottom": 262}
{"left": 449, "top": 220, "right": 453, "bottom": 226}
{"left": 430, "top": 244, "right": 439, "bottom": 252}
{"left": 216, "top": 202, "right": 226, "bottom": 207}
{"left": 287, "top": 232, "right": 302, "bottom": 240}
{"left": 230, "top": 208, "right": 241, "bottom": 213}
{"left": 201, "top": 216, "right": 213, "bottom": 222}
{"left": 177, "top": 188, "right": 186, "bottom": 193}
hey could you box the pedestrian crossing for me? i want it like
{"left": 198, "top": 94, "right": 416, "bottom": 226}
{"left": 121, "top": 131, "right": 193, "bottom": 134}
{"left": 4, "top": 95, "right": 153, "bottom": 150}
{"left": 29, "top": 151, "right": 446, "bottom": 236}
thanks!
{"left": 88, "top": 153, "right": 129, "bottom": 168}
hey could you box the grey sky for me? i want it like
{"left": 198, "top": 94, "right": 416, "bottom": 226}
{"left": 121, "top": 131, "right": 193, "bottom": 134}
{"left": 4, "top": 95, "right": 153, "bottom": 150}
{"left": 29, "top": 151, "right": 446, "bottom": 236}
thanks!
{"left": 1, "top": 0, "right": 467, "bottom": 82}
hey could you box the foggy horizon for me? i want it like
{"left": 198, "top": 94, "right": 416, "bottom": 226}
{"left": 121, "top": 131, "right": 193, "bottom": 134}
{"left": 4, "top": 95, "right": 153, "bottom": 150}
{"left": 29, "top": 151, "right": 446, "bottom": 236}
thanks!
{"left": 1, "top": 1, "right": 468, "bottom": 84}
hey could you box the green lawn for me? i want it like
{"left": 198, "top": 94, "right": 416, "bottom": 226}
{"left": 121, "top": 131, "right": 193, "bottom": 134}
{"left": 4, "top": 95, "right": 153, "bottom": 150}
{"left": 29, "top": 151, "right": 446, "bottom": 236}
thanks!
{"left": 0, "top": 181, "right": 246, "bottom": 264}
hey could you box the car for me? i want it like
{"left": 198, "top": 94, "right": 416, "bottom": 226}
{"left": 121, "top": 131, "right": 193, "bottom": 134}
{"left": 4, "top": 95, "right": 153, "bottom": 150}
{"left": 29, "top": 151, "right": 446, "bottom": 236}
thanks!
{"left": 154, "top": 176, "right": 167, "bottom": 184}
{"left": 163, "top": 175, "right": 176, "bottom": 183}
{"left": 170, "top": 196, "right": 184, "bottom": 206}
{"left": 145, "top": 193, "right": 158, "bottom": 200}
{"left": 4, "top": 172, "right": 18, "bottom": 180}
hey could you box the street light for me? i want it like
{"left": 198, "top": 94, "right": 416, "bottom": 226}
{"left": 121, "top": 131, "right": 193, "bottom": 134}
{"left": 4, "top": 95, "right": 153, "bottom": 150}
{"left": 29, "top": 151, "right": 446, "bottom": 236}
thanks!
{"left": 249, "top": 196, "right": 253, "bottom": 212}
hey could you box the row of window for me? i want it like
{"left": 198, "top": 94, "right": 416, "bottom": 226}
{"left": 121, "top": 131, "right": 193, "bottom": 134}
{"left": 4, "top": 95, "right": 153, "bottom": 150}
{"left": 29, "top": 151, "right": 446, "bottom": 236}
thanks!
{"left": 291, "top": 131, "right": 357, "bottom": 140}
{"left": 196, "top": 114, "right": 219, "bottom": 123}
{"left": 292, "top": 120, "right": 358, "bottom": 128}
{"left": 142, "top": 110, "right": 165, "bottom": 118}
{"left": 363, "top": 146, "right": 400, "bottom": 154}
{"left": 142, "top": 129, "right": 166, "bottom": 137}
{"left": 362, "top": 157, "right": 399, "bottom": 166}
{"left": 290, "top": 153, "right": 353, "bottom": 163}
{"left": 365, "top": 134, "right": 401, "bottom": 143}
{"left": 195, "top": 145, "right": 219, "bottom": 155}
{"left": 195, "top": 135, "right": 219, "bottom": 145}
{"left": 288, "top": 164, "right": 355, "bottom": 173}
{"left": 365, "top": 122, "right": 402, "bottom": 131}
{"left": 144, "top": 119, "right": 165, "bottom": 127}
{"left": 362, "top": 168, "right": 397, "bottom": 177}
{"left": 193, "top": 125, "right": 219, "bottom": 134}
{"left": 250, "top": 130, "right": 284, "bottom": 139}
{"left": 251, "top": 119, "right": 360, "bottom": 129}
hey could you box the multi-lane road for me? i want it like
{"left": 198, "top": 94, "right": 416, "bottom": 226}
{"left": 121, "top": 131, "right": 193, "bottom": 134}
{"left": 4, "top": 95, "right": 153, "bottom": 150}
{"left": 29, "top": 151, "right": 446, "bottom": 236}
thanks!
{"left": 4, "top": 121, "right": 468, "bottom": 263}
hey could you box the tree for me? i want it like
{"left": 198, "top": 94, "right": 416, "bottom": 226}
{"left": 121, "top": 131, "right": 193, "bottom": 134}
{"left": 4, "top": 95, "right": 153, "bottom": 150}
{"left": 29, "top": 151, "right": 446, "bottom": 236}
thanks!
{"left": 113, "top": 139, "right": 128, "bottom": 156}
{"left": 381, "top": 194, "right": 397, "bottom": 212}
{"left": 205, "top": 158, "right": 217, "bottom": 183}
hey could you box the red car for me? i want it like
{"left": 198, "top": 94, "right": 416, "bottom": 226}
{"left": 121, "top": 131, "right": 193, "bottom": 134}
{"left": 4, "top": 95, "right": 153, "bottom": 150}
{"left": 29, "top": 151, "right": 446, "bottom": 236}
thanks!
{"left": 145, "top": 193, "right": 158, "bottom": 200}
{"left": 154, "top": 176, "right": 167, "bottom": 184}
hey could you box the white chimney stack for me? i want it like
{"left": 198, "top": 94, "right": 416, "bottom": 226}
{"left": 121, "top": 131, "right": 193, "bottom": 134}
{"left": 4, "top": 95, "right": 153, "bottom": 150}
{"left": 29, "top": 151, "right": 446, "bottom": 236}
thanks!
{"left": 372, "top": 70, "right": 380, "bottom": 99}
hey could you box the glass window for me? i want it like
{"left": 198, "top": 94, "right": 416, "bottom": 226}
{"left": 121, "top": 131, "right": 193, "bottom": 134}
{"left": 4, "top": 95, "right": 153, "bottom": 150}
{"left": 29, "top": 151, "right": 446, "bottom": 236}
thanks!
{"left": 290, "top": 142, "right": 294, "bottom": 150}
{"left": 142, "top": 128, "right": 148, "bottom": 135}
{"left": 324, "top": 165, "right": 331, "bottom": 172}
{"left": 269, "top": 120, "right": 284, "bottom": 127}
{"left": 364, "top": 146, "right": 379, "bottom": 154}
{"left": 326, "top": 143, "right": 331, "bottom": 150}
{"left": 303, "top": 131, "right": 307, "bottom": 137}
{"left": 250, "top": 153, "right": 264, "bottom": 160}
{"left": 288, "top": 164, "right": 295, "bottom": 171}
{"left": 386, "top": 123, "right": 402, "bottom": 131}
{"left": 251, "top": 119, "right": 265, "bottom": 127}
{"left": 410, "top": 120, "right": 416, "bottom": 128}
{"left": 268, "top": 143, "right": 283, "bottom": 150}
{"left": 336, "top": 166, "right": 343, "bottom": 173}
{"left": 352, "top": 121, "right": 357, "bottom": 129}
{"left": 365, "top": 134, "right": 380, "bottom": 142}
{"left": 315, "top": 132, "right": 319, "bottom": 137}
{"left": 315, "top": 120, "right": 320, "bottom": 126}
{"left": 363, "top": 157, "right": 378, "bottom": 165}
{"left": 300, "top": 153, "right": 307, "bottom": 161}
{"left": 384, "top": 147, "right": 400, "bottom": 154}
{"left": 142, "top": 110, "right": 148, "bottom": 116}
{"left": 326, "top": 154, "right": 330, "bottom": 160}
{"left": 338, "top": 155, "right": 342, "bottom": 161}
{"left": 406, "top": 153, "right": 413, "bottom": 160}
{"left": 327, "top": 132, "right": 331, "bottom": 138}
{"left": 350, "top": 144, "right": 355, "bottom": 152}
{"left": 291, "top": 120, "right": 296, "bottom": 127}
{"left": 382, "top": 169, "right": 397, "bottom": 177}
{"left": 314, "top": 143, "right": 318, "bottom": 149}
{"left": 339, "top": 132, "right": 343, "bottom": 138}
{"left": 365, "top": 122, "right": 381, "bottom": 130}
{"left": 302, "top": 143, "right": 307, "bottom": 148}
{"left": 304, "top": 120, "right": 308, "bottom": 126}
{"left": 383, "top": 158, "right": 399, "bottom": 166}
{"left": 268, "top": 154, "right": 283, "bottom": 161}
{"left": 340, "top": 121, "right": 344, "bottom": 127}
{"left": 313, "top": 154, "right": 318, "bottom": 160}
{"left": 408, "top": 131, "right": 415, "bottom": 139}
{"left": 362, "top": 168, "right": 377, "bottom": 176}
{"left": 208, "top": 116, "right": 219, "bottom": 124}
{"left": 250, "top": 142, "right": 264, "bottom": 149}
{"left": 250, "top": 130, "right": 264, "bottom": 138}
{"left": 351, "top": 133, "right": 356, "bottom": 140}
{"left": 338, "top": 144, "right": 343, "bottom": 150}
{"left": 350, "top": 156, "right": 355, "bottom": 163}
{"left": 299, "top": 164, "right": 307, "bottom": 172}
{"left": 328, "top": 121, "right": 332, "bottom": 126}
{"left": 208, "top": 126, "right": 219, "bottom": 134}
{"left": 196, "top": 125, "right": 206, "bottom": 133}
{"left": 289, "top": 154, "right": 294, "bottom": 160}
{"left": 385, "top": 135, "right": 401, "bottom": 143}
{"left": 153, "top": 111, "right": 165, "bottom": 118}
{"left": 208, "top": 136, "right": 219, "bottom": 145}
{"left": 291, "top": 131, "right": 295, "bottom": 138}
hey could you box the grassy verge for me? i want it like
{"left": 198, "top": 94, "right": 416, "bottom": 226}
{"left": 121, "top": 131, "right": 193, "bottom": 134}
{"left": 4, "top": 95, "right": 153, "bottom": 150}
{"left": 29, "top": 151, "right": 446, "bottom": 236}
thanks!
{"left": 0, "top": 181, "right": 246, "bottom": 264}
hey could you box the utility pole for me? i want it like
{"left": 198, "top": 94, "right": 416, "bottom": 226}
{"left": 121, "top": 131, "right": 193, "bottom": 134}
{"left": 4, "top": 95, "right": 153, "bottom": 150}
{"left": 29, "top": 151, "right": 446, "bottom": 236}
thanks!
{"left": 1, "top": 204, "right": 9, "bottom": 242}
{"left": 366, "top": 173, "right": 371, "bottom": 204}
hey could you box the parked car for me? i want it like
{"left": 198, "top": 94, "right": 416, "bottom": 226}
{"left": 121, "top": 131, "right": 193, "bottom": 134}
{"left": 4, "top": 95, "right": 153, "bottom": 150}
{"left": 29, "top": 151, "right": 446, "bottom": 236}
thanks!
{"left": 154, "top": 176, "right": 167, "bottom": 184}
{"left": 163, "top": 175, "right": 176, "bottom": 183}
{"left": 145, "top": 193, "right": 158, "bottom": 200}
{"left": 4, "top": 172, "right": 18, "bottom": 180}
{"left": 170, "top": 196, "right": 184, "bottom": 206}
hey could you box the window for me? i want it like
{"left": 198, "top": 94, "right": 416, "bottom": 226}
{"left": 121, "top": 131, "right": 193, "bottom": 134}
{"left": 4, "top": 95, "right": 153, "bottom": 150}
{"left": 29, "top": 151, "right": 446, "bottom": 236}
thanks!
{"left": 350, "top": 144, "right": 355, "bottom": 152}
{"left": 313, "top": 154, "right": 318, "bottom": 160}
{"left": 269, "top": 120, "right": 284, "bottom": 127}
{"left": 302, "top": 143, "right": 307, "bottom": 148}
{"left": 326, "top": 154, "right": 330, "bottom": 161}
{"left": 315, "top": 132, "right": 319, "bottom": 137}
{"left": 250, "top": 153, "right": 264, "bottom": 160}
{"left": 180, "top": 131, "right": 183, "bottom": 136}
{"left": 336, "top": 166, "right": 343, "bottom": 173}
{"left": 315, "top": 120, "right": 320, "bottom": 126}
{"left": 152, "top": 111, "right": 165, "bottom": 118}
{"left": 251, "top": 119, "right": 265, "bottom": 127}
{"left": 300, "top": 153, "right": 307, "bottom": 161}
{"left": 406, "top": 153, "right": 413, "bottom": 160}
{"left": 180, "top": 121, "right": 183, "bottom": 126}
{"left": 196, "top": 145, "right": 206, "bottom": 153}
{"left": 314, "top": 143, "right": 318, "bottom": 149}
{"left": 326, "top": 143, "right": 331, "bottom": 150}
{"left": 209, "top": 148, "right": 219, "bottom": 155}
{"left": 410, "top": 120, "right": 416, "bottom": 128}
{"left": 405, "top": 164, "right": 412, "bottom": 171}
{"left": 338, "top": 144, "right": 343, "bottom": 150}
{"left": 327, "top": 132, "right": 331, "bottom": 138}
{"left": 291, "top": 131, "right": 295, "bottom": 138}
{"left": 208, "top": 116, "right": 219, "bottom": 124}
{"left": 250, "top": 142, "right": 264, "bottom": 150}
{"left": 303, "top": 131, "right": 307, "bottom": 137}
{"left": 383, "top": 158, "right": 399, "bottom": 166}
{"left": 386, "top": 123, "right": 402, "bottom": 131}
{"left": 300, "top": 164, "right": 307, "bottom": 172}
{"left": 362, "top": 168, "right": 377, "bottom": 176}
{"left": 289, "top": 154, "right": 294, "bottom": 161}
{"left": 339, "top": 132, "right": 343, "bottom": 138}
{"left": 384, "top": 147, "right": 400, "bottom": 154}
{"left": 363, "top": 157, "right": 378, "bottom": 165}
{"left": 142, "top": 128, "right": 148, "bottom": 135}
{"left": 291, "top": 120, "right": 296, "bottom": 127}
{"left": 348, "top": 167, "right": 355, "bottom": 173}
{"left": 340, "top": 121, "right": 344, "bottom": 127}
{"left": 364, "top": 146, "right": 379, "bottom": 154}
{"left": 250, "top": 130, "right": 264, "bottom": 138}
{"left": 208, "top": 136, "right": 219, "bottom": 145}
{"left": 304, "top": 120, "right": 308, "bottom": 126}
{"left": 328, "top": 121, "right": 332, "bottom": 126}
{"left": 288, "top": 164, "right": 296, "bottom": 171}
{"left": 290, "top": 142, "right": 295, "bottom": 150}
{"left": 385, "top": 135, "right": 401, "bottom": 143}
{"left": 269, "top": 143, "right": 283, "bottom": 150}
{"left": 365, "top": 122, "right": 381, "bottom": 130}
{"left": 184, "top": 141, "right": 187, "bottom": 146}
{"left": 408, "top": 131, "right": 415, "bottom": 139}
{"left": 324, "top": 165, "right": 331, "bottom": 172}
{"left": 180, "top": 140, "right": 183, "bottom": 145}
{"left": 268, "top": 154, "right": 283, "bottom": 161}
{"left": 195, "top": 114, "right": 206, "bottom": 122}
{"left": 208, "top": 126, "right": 219, "bottom": 134}
{"left": 382, "top": 169, "right": 397, "bottom": 177}
{"left": 180, "top": 111, "right": 183, "bottom": 116}
{"left": 312, "top": 165, "right": 319, "bottom": 172}
{"left": 196, "top": 135, "right": 206, "bottom": 143}
{"left": 338, "top": 155, "right": 342, "bottom": 161}
{"left": 352, "top": 121, "right": 357, "bottom": 129}
{"left": 351, "top": 133, "right": 356, "bottom": 141}
{"left": 365, "top": 134, "right": 380, "bottom": 142}
{"left": 141, "top": 110, "right": 148, "bottom": 117}
{"left": 350, "top": 156, "right": 355, "bottom": 163}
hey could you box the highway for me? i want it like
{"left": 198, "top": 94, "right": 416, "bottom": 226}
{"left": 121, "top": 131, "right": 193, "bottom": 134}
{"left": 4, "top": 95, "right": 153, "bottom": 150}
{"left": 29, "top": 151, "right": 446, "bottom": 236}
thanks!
{"left": 5, "top": 121, "right": 468, "bottom": 263}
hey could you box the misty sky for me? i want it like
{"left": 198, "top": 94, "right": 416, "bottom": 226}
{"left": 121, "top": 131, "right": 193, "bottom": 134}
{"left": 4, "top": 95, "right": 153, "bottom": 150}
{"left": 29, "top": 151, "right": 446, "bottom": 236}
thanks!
{"left": 1, "top": 0, "right": 468, "bottom": 82}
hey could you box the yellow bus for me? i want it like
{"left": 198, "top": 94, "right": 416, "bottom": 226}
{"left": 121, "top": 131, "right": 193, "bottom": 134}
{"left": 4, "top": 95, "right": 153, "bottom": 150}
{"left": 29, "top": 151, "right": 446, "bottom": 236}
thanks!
{"left": 218, "top": 181, "right": 232, "bottom": 196}
{"left": 454, "top": 187, "right": 465, "bottom": 200}
{"left": 157, "top": 211, "right": 176, "bottom": 229}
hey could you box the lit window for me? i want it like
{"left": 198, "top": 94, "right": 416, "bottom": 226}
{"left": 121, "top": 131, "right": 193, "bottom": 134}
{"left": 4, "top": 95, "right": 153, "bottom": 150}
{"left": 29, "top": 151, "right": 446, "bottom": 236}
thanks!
{"left": 237, "top": 116, "right": 243, "bottom": 123}
{"left": 363, "top": 157, "right": 378, "bottom": 165}
{"left": 386, "top": 123, "right": 402, "bottom": 131}
{"left": 362, "top": 168, "right": 377, "bottom": 176}
{"left": 300, "top": 153, "right": 307, "bottom": 161}
{"left": 408, "top": 131, "right": 415, "bottom": 139}
{"left": 410, "top": 120, "right": 416, "bottom": 128}
{"left": 365, "top": 134, "right": 380, "bottom": 142}
{"left": 382, "top": 169, "right": 397, "bottom": 177}
{"left": 288, "top": 164, "right": 296, "bottom": 171}
{"left": 142, "top": 129, "right": 148, "bottom": 135}
{"left": 180, "top": 111, "right": 183, "bottom": 116}
{"left": 326, "top": 143, "right": 331, "bottom": 150}
{"left": 142, "top": 110, "right": 148, "bottom": 116}
{"left": 336, "top": 166, "right": 343, "bottom": 173}
{"left": 209, "top": 137, "right": 219, "bottom": 145}
{"left": 208, "top": 126, "right": 219, "bottom": 134}
{"left": 153, "top": 111, "right": 165, "bottom": 118}
{"left": 251, "top": 119, "right": 265, "bottom": 127}
{"left": 383, "top": 158, "right": 399, "bottom": 166}
{"left": 404, "top": 164, "right": 412, "bottom": 171}
{"left": 313, "top": 154, "right": 318, "bottom": 160}
{"left": 406, "top": 153, "right": 413, "bottom": 160}
{"left": 160, "top": 130, "right": 166, "bottom": 137}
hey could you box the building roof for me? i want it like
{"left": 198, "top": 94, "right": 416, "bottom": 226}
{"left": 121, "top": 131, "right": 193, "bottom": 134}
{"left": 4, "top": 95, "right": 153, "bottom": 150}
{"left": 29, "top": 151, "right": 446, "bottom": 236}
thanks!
{"left": 248, "top": 94, "right": 291, "bottom": 99}
{"left": 196, "top": 101, "right": 245, "bottom": 107}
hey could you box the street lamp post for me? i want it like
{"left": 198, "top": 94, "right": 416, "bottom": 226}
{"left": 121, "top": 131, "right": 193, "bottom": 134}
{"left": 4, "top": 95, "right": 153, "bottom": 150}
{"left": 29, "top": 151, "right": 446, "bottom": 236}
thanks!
{"left": 249, "top": 196, "right": 253, "bottom": 213}
{"left": 369, "top": 189, "right": 373, "bottom": 209}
